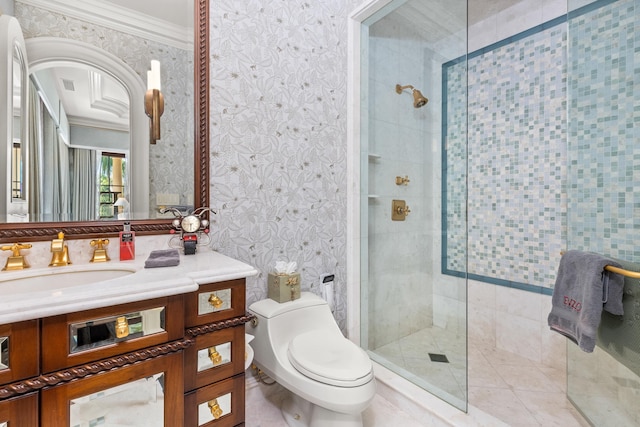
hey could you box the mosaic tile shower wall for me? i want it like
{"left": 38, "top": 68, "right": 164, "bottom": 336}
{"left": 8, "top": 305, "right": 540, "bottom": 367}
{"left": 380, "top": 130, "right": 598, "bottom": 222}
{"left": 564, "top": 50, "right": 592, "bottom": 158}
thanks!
{"left": 444, "top": 19, "right": 567, "bottom": 291}
{"left": 566, "top": 0, "right": 640, "bottom": 261}
{"left": 444, "top": 0, "right": 638, "bottom": 291}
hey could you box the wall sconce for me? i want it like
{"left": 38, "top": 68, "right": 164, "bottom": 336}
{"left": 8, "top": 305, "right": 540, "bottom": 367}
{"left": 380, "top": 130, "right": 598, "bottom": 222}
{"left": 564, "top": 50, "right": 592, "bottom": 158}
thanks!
{"left": 144, "top": 60, "right": 164, "bottom": 144}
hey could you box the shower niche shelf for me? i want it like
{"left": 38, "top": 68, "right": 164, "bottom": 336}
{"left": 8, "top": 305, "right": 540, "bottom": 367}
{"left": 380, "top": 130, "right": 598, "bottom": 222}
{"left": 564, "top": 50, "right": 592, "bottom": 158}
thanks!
{"left": 368, "top": 194, "right": 380, "bottom": 199}
{"left": 368, "top": 153, "right": 381, "bottom": 160}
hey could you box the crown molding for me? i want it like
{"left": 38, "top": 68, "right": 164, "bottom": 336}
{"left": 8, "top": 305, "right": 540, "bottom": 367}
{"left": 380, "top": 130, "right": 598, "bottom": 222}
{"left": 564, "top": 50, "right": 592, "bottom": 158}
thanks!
{"left": 89, "top": 71, "right": 129, "bottom": 119}
{"left": 67, "top": 115, "right": 130, "bottom": 133}
{"left": 16, "top": 0, "right": 192, "bottom": 50}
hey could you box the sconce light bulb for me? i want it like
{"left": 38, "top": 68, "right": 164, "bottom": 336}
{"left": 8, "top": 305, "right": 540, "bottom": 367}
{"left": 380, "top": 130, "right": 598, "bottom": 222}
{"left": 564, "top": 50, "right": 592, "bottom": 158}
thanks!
{"left": 150, "top": 60, "right": 161, "bottom": 90}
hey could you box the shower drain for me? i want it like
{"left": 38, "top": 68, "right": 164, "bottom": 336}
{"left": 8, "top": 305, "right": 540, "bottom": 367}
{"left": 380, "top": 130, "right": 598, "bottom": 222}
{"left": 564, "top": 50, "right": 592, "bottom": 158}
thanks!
{"left": 428, "top": 353, "right": 449, "bottom": 363}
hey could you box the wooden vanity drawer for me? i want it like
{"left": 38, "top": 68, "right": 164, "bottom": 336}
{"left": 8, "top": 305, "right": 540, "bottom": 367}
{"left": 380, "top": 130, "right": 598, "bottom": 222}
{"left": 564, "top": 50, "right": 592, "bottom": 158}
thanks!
{"left": 0, "top": 320, "right": 39, "bottom": 385}
{"left": 184, "top": 324, "right": 245, "bottom": 392}
{"left": 41, "top": 295, "right": 184, "bottom": 373}
{"left": 185, "top": 279, "right": 246, "bottom": 327}
{"left": 184, "top": 374, "right": 245, "bottom": 427}
{"left": 0, "top": 391, "right": 38, "bottom": 426}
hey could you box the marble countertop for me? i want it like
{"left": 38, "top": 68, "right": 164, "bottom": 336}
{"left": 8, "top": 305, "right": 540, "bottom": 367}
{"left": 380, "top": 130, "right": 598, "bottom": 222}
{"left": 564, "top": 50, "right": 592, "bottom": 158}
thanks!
{"left": 0, "top": 249, "right": 258, "bottom": 324}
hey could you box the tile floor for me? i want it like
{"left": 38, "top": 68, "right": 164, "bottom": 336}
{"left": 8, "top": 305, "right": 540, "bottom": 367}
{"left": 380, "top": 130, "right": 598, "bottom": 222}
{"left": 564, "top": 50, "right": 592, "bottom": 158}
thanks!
{"left": 468, "top": 342, "right": 589, "bottom": 427}
{"left": 247, "top": 327, "right": 592, "bottom": 426}
{"left": 245, "top": 378, "right": 428, "bottom": 427}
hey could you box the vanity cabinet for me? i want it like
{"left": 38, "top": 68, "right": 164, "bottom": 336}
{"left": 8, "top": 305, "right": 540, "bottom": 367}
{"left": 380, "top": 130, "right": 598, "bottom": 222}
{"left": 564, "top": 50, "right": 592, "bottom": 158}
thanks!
{"left": 183, "top": 279, "right": 247, "bottom": 427}
{"left": 0, "top": 277, "right": 252, "bottom": 426}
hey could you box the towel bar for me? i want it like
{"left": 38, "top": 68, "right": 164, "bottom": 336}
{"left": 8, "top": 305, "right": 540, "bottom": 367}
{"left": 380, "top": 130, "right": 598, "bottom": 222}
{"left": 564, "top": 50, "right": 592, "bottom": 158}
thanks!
{"left": 560, "top": 251, "right": 640, "bottom": 279}
{"left": 604, "top": 264, "right": 640, "bottom": 279}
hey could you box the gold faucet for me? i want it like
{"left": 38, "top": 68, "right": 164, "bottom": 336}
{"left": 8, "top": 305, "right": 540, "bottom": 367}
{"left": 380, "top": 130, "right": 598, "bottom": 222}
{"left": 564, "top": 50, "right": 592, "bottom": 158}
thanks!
{"left": 1, "top": 243, "right": 32, "bottom": 271}
{"left": 90, "top": 238, "right": 110, "bottom": 263}
{"left": 49, "top": 232, "right": 72, "bottom": 267}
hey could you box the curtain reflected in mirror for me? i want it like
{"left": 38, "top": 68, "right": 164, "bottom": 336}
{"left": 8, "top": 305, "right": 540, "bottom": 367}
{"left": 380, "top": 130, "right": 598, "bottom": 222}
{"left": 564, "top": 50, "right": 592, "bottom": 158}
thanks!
{"left": 70, "top": 373, "right": 165, "bottom": 426}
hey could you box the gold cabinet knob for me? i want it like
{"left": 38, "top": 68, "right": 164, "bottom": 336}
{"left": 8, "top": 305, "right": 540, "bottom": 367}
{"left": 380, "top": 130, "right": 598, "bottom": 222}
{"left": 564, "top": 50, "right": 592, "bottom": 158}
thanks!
{"left": 208, "top": 399, "right": 223, "bottom": 419}
{"left": 208, "top": 293, "right": 223, "bottom": 309}
{"left": 208, "top": 346, "right": 223, "bottom": 365}
{"left": 115, "top": 316, "right": 129, "bottom": 338}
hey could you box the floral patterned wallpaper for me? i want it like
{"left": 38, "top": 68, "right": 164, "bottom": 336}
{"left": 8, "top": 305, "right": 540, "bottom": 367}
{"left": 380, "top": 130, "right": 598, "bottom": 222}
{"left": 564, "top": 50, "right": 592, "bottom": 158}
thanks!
{"left": 14, "top": 3, "right": 193, "bottom": 217}
{"left": 208, "top": 0, "right": 362, "bottom": 331}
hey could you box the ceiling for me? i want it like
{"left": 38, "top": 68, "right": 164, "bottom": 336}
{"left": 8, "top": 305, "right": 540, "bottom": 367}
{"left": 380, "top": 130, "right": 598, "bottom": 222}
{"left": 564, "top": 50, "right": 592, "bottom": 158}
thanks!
{"left": 368, "top": 0, "right": 523, "bottom": 43}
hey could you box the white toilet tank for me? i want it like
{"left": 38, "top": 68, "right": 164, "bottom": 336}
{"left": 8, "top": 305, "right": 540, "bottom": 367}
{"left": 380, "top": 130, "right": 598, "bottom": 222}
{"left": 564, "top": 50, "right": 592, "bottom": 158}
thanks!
{"left": 249, "top": 293, "right": 344, "bottom": 370}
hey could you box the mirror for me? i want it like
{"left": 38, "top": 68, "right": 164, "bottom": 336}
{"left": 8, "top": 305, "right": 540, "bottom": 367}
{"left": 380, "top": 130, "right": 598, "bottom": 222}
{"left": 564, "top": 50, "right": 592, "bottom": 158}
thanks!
{"left": 70, "top": 373, "right": 166, "bottom": 426}
{"left": 0, "top": 0, "right": 209, "bottom": 241}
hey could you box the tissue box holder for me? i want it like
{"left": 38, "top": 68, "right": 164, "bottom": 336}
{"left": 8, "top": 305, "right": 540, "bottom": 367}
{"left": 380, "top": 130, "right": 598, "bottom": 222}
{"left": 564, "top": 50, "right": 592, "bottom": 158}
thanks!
{"left": 268, "top": 272, "right": 301, "bottom": 303}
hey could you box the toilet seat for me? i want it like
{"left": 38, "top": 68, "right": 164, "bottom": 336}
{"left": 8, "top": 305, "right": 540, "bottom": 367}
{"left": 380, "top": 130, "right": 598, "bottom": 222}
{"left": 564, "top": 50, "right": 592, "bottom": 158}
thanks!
{"left": 287, "top": 330, "right": 373, "bottom": 387}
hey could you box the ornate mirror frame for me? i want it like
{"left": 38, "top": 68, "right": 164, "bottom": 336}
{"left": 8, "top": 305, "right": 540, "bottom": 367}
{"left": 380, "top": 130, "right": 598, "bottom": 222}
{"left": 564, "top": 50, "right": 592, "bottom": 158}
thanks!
{"left": 0, "top": 0, "right": 209, "bottom": 243}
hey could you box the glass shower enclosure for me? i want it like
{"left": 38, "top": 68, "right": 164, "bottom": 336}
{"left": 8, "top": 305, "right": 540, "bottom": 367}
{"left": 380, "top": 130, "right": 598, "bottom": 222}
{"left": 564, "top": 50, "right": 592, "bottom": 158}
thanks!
{"left": 357, "top": 0, "right": 469, "bottom": 411}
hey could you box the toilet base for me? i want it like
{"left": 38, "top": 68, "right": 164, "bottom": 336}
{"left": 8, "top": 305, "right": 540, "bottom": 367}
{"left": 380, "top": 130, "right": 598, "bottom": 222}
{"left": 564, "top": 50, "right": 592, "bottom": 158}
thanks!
{"left": 281, "top": 393, "right": 364, "bottom": 427}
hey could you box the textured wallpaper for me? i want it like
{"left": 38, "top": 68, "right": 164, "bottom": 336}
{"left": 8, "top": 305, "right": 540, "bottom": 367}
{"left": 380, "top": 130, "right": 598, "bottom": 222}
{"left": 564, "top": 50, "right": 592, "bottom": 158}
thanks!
{"left": 208, "top": 0, "right": 361, "bottom": 331}
{"left": 14, "top": 3, "right": 193, "bottom": 217}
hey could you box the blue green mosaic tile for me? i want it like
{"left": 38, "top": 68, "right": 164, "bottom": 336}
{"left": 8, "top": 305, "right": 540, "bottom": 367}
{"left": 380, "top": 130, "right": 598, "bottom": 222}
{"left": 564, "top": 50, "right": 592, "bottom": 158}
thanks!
{"left": 442, "top": 0, "right": 639, "bottom": 293}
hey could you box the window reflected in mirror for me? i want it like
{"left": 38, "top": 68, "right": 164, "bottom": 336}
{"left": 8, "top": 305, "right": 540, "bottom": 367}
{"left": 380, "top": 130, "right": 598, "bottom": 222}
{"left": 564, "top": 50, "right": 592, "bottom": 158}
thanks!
{"left": 70, "top": 307, "right": 165, "bottom": 353}
{"left": 99, "top": 152, "right": 128, "bottom": 219}
{"left": 70, "top": 373, "right": 165, "bottom": 426}
{"left": 10, "top": 142, "right": 24, "bottom": 200}
{"left": 198, "top": 393, "right": 231, "bottom": 425}
{"left": 0, "top": 336, "right": 8, "bottom": 370}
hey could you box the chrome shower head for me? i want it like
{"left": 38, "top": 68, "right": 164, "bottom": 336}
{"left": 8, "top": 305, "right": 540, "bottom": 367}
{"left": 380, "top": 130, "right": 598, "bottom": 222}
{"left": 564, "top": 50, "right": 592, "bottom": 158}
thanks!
{"left": 395, "top": 84, "right": 429, "bottom": 109}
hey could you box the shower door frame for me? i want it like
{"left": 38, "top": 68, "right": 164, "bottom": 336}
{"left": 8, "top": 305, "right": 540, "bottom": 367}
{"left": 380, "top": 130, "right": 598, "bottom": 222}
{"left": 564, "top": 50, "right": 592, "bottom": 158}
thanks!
{"left": 346, "top": 0, "right": 399, "bottom": 346}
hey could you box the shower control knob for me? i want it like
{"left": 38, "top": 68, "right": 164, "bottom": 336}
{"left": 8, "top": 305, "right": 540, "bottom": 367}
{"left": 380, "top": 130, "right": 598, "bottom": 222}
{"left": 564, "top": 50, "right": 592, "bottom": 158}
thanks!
{"left": 395, "top": 175, "right": 410, "bottom": 185}
{"left": 396, "top": 205, "right": 411, "bottom": 216}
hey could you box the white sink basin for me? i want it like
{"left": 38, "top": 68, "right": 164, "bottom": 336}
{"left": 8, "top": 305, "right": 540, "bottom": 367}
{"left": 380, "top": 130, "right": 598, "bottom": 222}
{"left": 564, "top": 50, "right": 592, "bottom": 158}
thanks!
{"left": 0, "top": 266, "right": 137, "bottom": 294}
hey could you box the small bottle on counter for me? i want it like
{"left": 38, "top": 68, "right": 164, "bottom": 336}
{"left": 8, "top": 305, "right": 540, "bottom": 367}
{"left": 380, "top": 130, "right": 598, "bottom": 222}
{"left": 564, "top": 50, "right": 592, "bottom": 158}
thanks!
{"left": 119, "top": 221, "right": 135, "bottom": 261}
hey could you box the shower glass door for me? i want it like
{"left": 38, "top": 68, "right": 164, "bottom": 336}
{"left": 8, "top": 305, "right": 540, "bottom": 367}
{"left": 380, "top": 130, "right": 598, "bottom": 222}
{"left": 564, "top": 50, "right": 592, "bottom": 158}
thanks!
{"left": 359, "top": 0, "right": 469, "bottom": 412}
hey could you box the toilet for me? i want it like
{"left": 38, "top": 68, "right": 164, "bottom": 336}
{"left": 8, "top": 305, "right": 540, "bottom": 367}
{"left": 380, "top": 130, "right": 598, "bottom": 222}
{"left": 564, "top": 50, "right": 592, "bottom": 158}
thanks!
{"left": 248, "top": 292, "right": 376, "bottom": 427}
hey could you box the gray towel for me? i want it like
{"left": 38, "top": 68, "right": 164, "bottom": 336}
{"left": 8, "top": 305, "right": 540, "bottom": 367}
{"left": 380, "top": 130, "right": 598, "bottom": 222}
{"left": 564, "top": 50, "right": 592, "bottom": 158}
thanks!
{"left": 548, "top": 250, "right": 624, "bottom": 352}
{"left": 144, "top": 249, "right": 180, "bottom": 268}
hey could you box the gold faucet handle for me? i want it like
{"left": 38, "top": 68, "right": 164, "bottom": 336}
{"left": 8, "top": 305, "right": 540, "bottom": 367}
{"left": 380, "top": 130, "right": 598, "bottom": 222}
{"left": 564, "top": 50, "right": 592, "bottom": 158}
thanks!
{"left": 91, "top": 238, "right": 109, "bottom": 249}
{"left": 90, "top": 239, "right": 111, "bottom": 263}
{"left": 1, "top": 243, "right": 32, "bottom": 271}
{"left": 1, "top": 242, "right": 32, "bottom": 257}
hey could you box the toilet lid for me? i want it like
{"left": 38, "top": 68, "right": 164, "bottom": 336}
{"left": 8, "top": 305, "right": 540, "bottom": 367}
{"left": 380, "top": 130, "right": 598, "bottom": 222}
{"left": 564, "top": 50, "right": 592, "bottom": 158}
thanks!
{"left": 287, "top": 330, "right": 373, "bottom": 387}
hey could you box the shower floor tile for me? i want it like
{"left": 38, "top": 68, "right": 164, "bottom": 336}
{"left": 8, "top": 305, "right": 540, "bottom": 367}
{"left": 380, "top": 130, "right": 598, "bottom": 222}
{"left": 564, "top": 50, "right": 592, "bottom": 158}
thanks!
{"left": 372, "top": 326, "right": 590, "bottom": 426}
